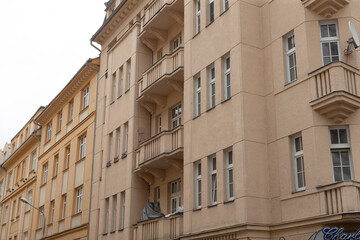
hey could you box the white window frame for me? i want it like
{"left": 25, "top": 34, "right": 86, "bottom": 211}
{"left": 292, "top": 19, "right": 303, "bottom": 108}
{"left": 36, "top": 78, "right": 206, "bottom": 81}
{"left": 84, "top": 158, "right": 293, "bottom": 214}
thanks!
{"left": 157, "top": 115, "right": 162, "bottom": 134}
{"left": 195, "top": 0, "right": 201, "bottom": 34}
{"left": 194, "top": 74, "right": 201, "bottom": 117}
{"left": 208, "top": 64, "right": 215, "bottom": 109}
{"left": 75, "top": 186, "right": 83, "bottom": 214}
{"left": 54, "top": 155, "right": 59, "bottom": 177}
{"left": 319, "top": 20, "right": 341, "bottom": 65}
{"left": 208, "top": 0, "right": 214, "bottom": 24}
{"left": 43, "top": 163, "right": 48, "bottom": 184}
{"left": 222, "top": 0, "right": 229, "bottom": 12}
{"left": 171, "top": 103, "right": 182, "bottom": 129}
{"left": 118, "top": 67, "right": 123, "bottom": 96}
{"left": 285, "top": 31, "right": 297, "bottom": 83}
{"left": 194, "top": 161, "right": 202, "bottom": 209}
{"left": 0, "top": 180, "right": 3, "bottom": 199}
{"left": 62, "top": 194, "right": 67, "bottom": 219}
{"left": 173, "top": 35, "right": 182, "bottom": 52}
{"left": 292, "top": 133, "right": 306, "bottom": 191}
{"left": 31, "top": 151, "right": 37, "bottom": 171}
{"left": 105, "top": 198, "right": 109, "bottom": 233}
{"left": 329, "top": 126, "right": 353, "bottom": 182}
{"left": 58, "top": 112, "right": 62, "bottom": 132}
{"left": 69, "top": 100, "right": 74, "bottom": 121}
{"left": 116, "top": 128, "right": 121, "bottom": 157}
{"left": 112, "top": 72, "right": 117, "bottom": 102}
{"left": 50, "top": 201, "right": 55, "bottom": 224}
{"left": 26, "top": 189, "right": 32, "bottom": 212}
{"left": 124, "top": 123, "right": 128, "bottom": 154}
{"left": 39, "top": 206, "right": 44, "bottom": 228}
{"left": 65, "top": 146, "right": 70, "bottom": 169}
{"left": 154, "top": 186, "right": 160, "bottom": 203}
{"left": 2, "top": 205, "right": 8, "bottom": 222}
{"left": 170, "top": 179, "right": 181, "bottom": 214}
{"left": 223, "top": 53, "right": 231, "bottom": 100}
{"left": 79, "top": 135, "right": 87, "bottom": 159}
{"left": 109, "top": 133, "right": 113, "bottom": 161}
{"left": 120, "top": 191, "right": 125, "bottom": 230}
{"left": 82, "top": 86, "right": 90, "bottom": 110}
{"left": 127, "top": 60, "right": 131, "bottom": 91}
{"left": 209, "top": 155, "right": 217, "bottom": 205}
{"left": 112, "top": 195, "right": 117, "bottom": 231}
{"left": 47, "top": 122, "right": 52, "bottom": 142}
{"left": 225, "top": 148, "right": 234, "bottom": 201}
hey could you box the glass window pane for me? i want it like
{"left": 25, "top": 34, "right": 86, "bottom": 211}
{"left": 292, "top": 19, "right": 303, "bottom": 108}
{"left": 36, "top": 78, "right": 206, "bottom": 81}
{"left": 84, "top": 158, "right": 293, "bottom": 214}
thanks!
{"left": 330, "top": 130, "right": 339, "bottom": 144}
{"left": 295, "top": 136, "right": 302, "bottom": 152}
{"left": 330, "top": 42, "right": 339, "bottom": 55}
{"left": 334, "top": 167, "right": 342, "bottom": 182}
{"left": 332, "top": 152, "right": 340, "bottom": 166}
{"left": 321, "top": 25, "right": 328, "bottom": 38}
{"left": 297, "top": 173, "right": 304, "bottom": 188}
{"left": 296, "top": 157, "right": 303, "bottom": 172}
{"left": 324, "top": 57, "right": 331, "bottom": 65}
{"left": 329, "top": 24, "right": 337, "bottom": 37}
{"left": 289, "top": 54, "right": 295, "bottom": 68}
{"left": 290, "top": 68, "right": 296, "bottom": 82}
{"left": 339, "top": 129, "right": 348, "bottom": 143}
{"left": 322, "top": 43, "right": 330, "bottom": 56}
{"left": 341, "top": 151, "right": 350, "bottom": 165}
{"left": 332, "top": 56, "right": 339, "bottom": 62}
{"left": 343, "top": 167, "right": 351, "bottom": 180}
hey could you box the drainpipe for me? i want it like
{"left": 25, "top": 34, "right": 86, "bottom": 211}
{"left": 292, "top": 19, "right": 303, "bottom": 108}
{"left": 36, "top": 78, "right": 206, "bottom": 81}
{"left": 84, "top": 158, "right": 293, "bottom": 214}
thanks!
{"left": 90, "top": 40, "right": 101, "bottom": 53}
{"left": 86, "top": 60, "right": 100, "bottom": 240}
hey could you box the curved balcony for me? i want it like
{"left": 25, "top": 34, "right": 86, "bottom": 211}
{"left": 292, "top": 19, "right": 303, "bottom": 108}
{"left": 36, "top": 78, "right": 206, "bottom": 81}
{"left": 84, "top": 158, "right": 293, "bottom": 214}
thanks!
{"left": 309, "top": 62, "right": 360, "bottom": 123}
{"left": 133, "top": 215, "right": 183, "bottom": 240}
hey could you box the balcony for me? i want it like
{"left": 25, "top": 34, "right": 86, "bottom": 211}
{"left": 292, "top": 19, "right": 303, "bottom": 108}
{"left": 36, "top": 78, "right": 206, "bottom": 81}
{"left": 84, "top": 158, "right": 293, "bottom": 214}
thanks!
{"left": 137, "top": 48, "right": 184, "bottom": 114}
{"left": 309, "top": 62, "right": 360, "bottom": 123}
{"left": 135, "top": 126, "right": 183, "bottom": 184}
{"left": 133, "top": 215, "right": 183, "bottom": 240}
{"left": 280, "top": 181, "right": 360, "bottom": 222}
{"left": 139, "top": 0, "right": 184, "bottom": 48}
{"left": 302, "top": 0, "right": 350, "bottom": 18}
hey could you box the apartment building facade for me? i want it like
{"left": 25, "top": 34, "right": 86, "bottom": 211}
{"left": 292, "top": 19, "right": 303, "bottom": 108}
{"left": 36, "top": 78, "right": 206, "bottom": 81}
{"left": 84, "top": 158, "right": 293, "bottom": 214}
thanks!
{"left": 0, "top": 107, "right": 44, "bottom": 240}
{"left": 30, "top": 58, "right": 99, "bottom": 240}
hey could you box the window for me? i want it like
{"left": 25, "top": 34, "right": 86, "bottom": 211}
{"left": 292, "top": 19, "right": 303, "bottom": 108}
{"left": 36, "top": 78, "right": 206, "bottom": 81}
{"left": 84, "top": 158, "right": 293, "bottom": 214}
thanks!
{"left": 2, "top": 205, "right": 8, "bottom": 223}
{"left": 171, "top": 103, "right": 182, "bottom": 129}
{"left": 57, "top": 111, "right": 62, "bottom": 132}
{"left": 320, "top": 21, "right": 340, "bottom": 65}
{"left": 79, "top": 135, "right": 87, "bottom": 160}
{"left": 50, "top": 201, "right": 55, "bottom": 224}
{"left": 194, "top": 161, "right": 202, "bottom": 209}
{"left": 12, "top": 199, "right": 16, "bottom": 220}
{"left": 116, "top": 128, "right": 121, "bottom": 158}
{"left": 111, "top": 72, "right": 116, "bottom": 102}
{"left": 222, "top": 0, "right": 229, "bottom": 12}
{"left": 124, "top": 123, "right": 128, "bottom": 154}
{"left": 225, "top": 148, "right": 234, "bottom": 200}
{"left": 209, "top": 155, "right": 217, "bottom": 205}
{"left": 208, "top": 64, "right": 215, "bottom": 108}
{"left": 109, "top": 133, "right": 113, "bottom": 161}
{"left": 0, "top": 180, "right": 3, "bottom": 199}
{"left": 157, "top": 48, "right": 163, "bottom": 60}
{"left": 292, "top": 133, "right": 305, "bottom": 190}
{"left": 38, "top": 206, "right": 44, "bottom": 228}
{"left": 43, "top": 163, "right": 48, "bottom": 184}
{"left": 112, "top": 195, "right": 117, "bottom": 231}
{"left": 170, "top": 179, "right": 181, "bottom": 213}
{"left": 65, "top": 146, "right": 70, "bottom": 169}
{"left": 120, "top": 191, "right": 125, "bottom": 230}
{"left": 195, "top": 0, "right": 200, "bottom": 34}
{"left": 23, "top": 232, "right": 28, "bottom": 240}
{"left": 105, "top": 198, "right": 109, "bottom": 233}
{"left": 21, "top": 159, "right": 26, "bottom": 179}
{"left": 82, "top": 86, "right": 90, "bottom": 110}
{"left": 154, "top": 187, "right": 160, "bottom": 204}
{"left": 118, "top": 67, "right": 123, "bottom": 97}
{"left": 46, "top": 122, "right": 52, "bottom": 142}
{"left": 16, "top": 197, "right": 21, "bottom": 217}
{"left": 285, "top": 32, "right": 297, "bottom": 83}
{"left": 8, "top": 171, "right": 13, "bottom": 189}
{"left": 223, "top": 53, "right": 231, "bottom": 100}
{"left": 194, "top": 74, "right": 201, "bottom": 117}
{"left": 173, "top": 35, "right": 182, "bottom": 52}
{"left": 126, "top": 59, "right": 131, "bottom": 91}
{"left": 61, "top": 194, "right": 67, "bottom": 219}
{"left": 68, "top": 100, "right": 74, "bottom": 122}
{"left": 208, "top": 0, "right": 214, "bottom": 23}
{"left": 26, "top": 189, "right": 32, "bottom": 212}
{"left": 156, "top": 115, "right": 162, "bottom": 133}
{"left": 54, "top": 155, "right": 59, "bottom": 177}
{"left": 75, "top": 186, "right": 83, "bottom": 214}
{"left": 31, "top": 151, "right": 37, "bottom": 171}
{"left": 330, "top": 127, "right": 352, "bottom": 182}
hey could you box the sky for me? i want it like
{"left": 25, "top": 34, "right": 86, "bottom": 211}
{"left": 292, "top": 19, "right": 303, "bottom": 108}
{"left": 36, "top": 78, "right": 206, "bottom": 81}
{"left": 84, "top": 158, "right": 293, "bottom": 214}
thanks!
{"left": 0, "top": 1, "right": 106, "bottom": 148}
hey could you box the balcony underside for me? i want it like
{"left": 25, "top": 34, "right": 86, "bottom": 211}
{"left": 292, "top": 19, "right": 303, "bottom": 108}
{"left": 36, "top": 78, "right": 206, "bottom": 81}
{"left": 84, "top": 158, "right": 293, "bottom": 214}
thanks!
{"left": 310, "top": 91, "right": 360, "bottom": 123}
{"left": 138, "top": 68, "right": 183, "bottom": 113}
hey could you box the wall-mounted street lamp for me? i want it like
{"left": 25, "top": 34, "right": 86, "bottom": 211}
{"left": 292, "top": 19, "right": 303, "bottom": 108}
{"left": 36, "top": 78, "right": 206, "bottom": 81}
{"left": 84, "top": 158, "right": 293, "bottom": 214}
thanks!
{"left": 20, "top": 197, "right": 46, "bottom": 237}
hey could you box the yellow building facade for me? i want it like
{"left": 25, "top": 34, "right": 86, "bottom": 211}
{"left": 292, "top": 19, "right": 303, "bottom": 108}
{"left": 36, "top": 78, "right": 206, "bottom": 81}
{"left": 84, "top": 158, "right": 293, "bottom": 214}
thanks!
{"left": 0, "top": 107, "right": 44, "bottom": 240}
{"left": 31, "top": 58, "right": 99, "bottom": 240}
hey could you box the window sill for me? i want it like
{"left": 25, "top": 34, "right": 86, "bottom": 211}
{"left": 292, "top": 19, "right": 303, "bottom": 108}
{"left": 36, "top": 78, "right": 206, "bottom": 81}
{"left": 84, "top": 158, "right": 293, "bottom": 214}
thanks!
{"left": 102, "top": 232, "right": 108, "bottom": 236}
{"left": 118, "top": 228, "right": 124, "bottom": 232}
{"left": 125, "top": 88, "right": 130, "bottom": 94}
{"left": 72, "top": 211, "right": 82, "bottom": 218}
{"left": 207, "top": 203, "right": 217, "bottom": 208}
{"left": 52, "top": 175, "right": 57, "bottom": 180}
{"left": 219, "top": 8, "right": 229, "bottom": 17}
{"left": 221, "top": 96, "right": 231, "bottom": 104}
{"left": 56, "top": 130, "right": 61, "bottom": 135}
{"left": 110, "top": 230, "right": 116, "bottom": 234}
{"left": 78, "top": 157, "right": 86, "bottom": 163}
{"left": 192, "top": 207, "right": 201, "bottom": 212}
{"left": 121, "top": 152, "right": 127, "bottom": 159}
{"left": 117, "top": 94, "right": 122, "bottom": 99}
{"left": 110, "top": 100, "right": 115, "bottom": 105}
{"left": 67, "top": 120, "right": 73, "bottom": 126}
{"left": 193, "top": 32, "right": 200, "bottom": 39}
{"left": 47, "top": 223, "right": 53, "bottom": 227}
{"left": 79, "top": 106, "right": 89, "bottom": 115}
{"left": 206, "top": 20, "right": 214, "bottom": 28}
{"left": 224, "top": 199, "right": 234, "bottom": 204}
{"left": 40, "top": 182, "right": 47, "bottom": 188}
{"left": 206, "top": 106, "right": 215, "bottom": 112}
{"left": 284, "top": 79, "right": 297, "bottom": 87}
{"left": 24, "top": 209, "right": 31, "bottom": 214}
{"left": 63, "top": 168, "right": 69, "bottom": 173}
{"left": 192, "top": 114, "right": 201, "bottom": 120}
{"left": 292, "top": 188, "right": 306, "bottom": 194}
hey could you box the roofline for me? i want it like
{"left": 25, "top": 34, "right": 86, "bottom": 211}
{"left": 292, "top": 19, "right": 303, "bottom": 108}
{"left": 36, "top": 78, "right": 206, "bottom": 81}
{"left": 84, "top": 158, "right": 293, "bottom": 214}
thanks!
{"left": 35, "top": 57, "right": 100, "bottom": 124}
{"left": 10, "top": 106, "right": 45, "bottom": 142}
{"left": 91, "top": 0, "right": 128, "bottom": 42}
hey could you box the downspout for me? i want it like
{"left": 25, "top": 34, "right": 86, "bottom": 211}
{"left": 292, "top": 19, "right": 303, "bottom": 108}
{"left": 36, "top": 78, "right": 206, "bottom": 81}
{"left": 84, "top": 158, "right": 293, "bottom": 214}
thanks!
{"left": 90, "top": 40, "right": 101, "bottom": 53}
{"left": 86, "top": 60, "right": 100, "bottom": 240}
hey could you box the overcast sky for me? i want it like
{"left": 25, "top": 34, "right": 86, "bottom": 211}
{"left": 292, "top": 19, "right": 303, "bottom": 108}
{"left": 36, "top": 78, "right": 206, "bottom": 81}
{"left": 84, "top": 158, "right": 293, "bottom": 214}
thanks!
{"left": 0, "top": 1, "right": 105, "bottom": 148}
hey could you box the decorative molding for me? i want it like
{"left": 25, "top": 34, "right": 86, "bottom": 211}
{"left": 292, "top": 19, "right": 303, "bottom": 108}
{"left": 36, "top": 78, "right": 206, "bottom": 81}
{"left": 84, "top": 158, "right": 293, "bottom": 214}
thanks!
{"left": 302, "top": 0, "right": 350, "bottom": 18}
